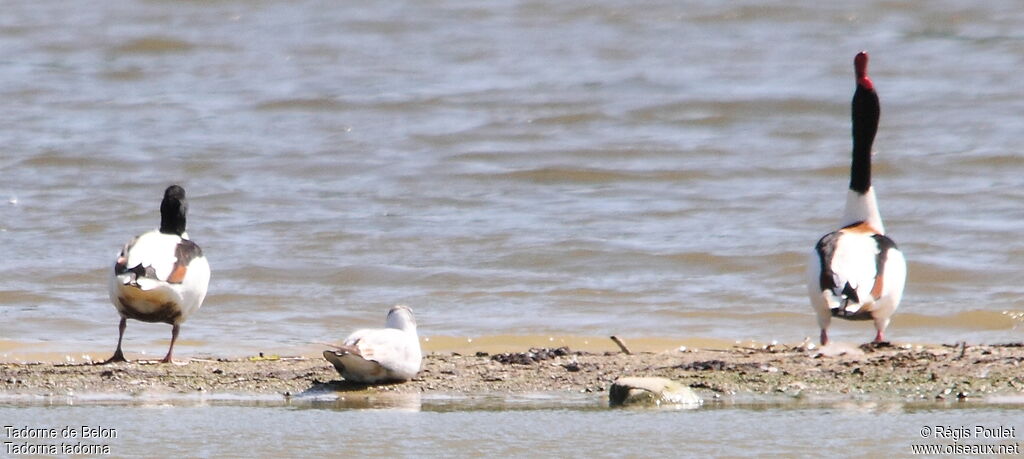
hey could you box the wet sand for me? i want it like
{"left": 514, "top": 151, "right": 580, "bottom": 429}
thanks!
{"left": 2, "top": 341, "right": 1023, "bottom": 401}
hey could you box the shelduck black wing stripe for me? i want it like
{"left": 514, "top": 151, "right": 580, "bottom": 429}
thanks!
{"left": 814, "top": 231, "right": 842, "bottom": 292}
{"left": 113, "top": 237, "right": 139, "bottom": 275}
{"left": 167, "top": 240, "right": 204, "bottom": 284}
{"left": 115, "top": 263, "right": 156, "bottom": 285}
{"left": 871, "top": 234, "right": 897, "bottom": 271}
{"left": 174, "top": 239, "right": 204, "bottom": 266}
{"left": 869, "top": 234, "right": 898, "bottom": 298}
{"left": 841, "top": 282, "right": 860, "bottom": 304}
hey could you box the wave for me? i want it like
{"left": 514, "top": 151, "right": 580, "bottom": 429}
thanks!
{"left": 113, "top": 36, "right": 195, "bottom": 54}
{"left": 463, "top": 166, "right": 709, "bottom": 184}
{"left": 253, "top": 98, "right": 348, "bottom": 112}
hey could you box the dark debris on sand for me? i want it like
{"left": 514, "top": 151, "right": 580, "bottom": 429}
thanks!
{"left": 491, "top": 347, "right": 575, "bottom": 365}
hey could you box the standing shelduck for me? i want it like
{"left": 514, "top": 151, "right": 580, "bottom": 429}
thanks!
{"left": 808, "top": 52, "right": 907, "bottom": 346}
{"left": 323, "top": 305, "right": 422, "bottom": 383}
{"left": 104, "top": 185, "right": 211, "bottom": 363}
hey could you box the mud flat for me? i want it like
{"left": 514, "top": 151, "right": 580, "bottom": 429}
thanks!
{"left": 2, "top": 342, "right": 1023, "bottom": 401}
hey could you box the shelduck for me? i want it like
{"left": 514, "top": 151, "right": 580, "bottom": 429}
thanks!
{"left": 104, "top": 185, "right": 211, "bottom": 363}
{"left": 323, "top": 305, "right": 422, "bottom": 383}
{"left": 808, "top": 52, "right": 907, "bottom": 346}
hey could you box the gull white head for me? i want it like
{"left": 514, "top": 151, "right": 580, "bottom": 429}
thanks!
{"left": 385, "top": 305, "right": 416, "bottom": 333}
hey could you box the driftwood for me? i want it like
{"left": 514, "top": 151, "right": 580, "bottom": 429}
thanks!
{"left": 609, "top": 335, "right": 632, "bottom": 355}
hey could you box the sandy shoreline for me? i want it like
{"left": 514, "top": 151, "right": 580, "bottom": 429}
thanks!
{"left": 2, "top": 340, "right": 1023, "bottom": 402}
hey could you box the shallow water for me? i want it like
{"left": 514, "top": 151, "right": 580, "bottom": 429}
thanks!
{"left": 2, "top": 0, "right": 1024, "bottom": 360}
{"left": 2, "top": 395, "right": 1023, "bottom": 457}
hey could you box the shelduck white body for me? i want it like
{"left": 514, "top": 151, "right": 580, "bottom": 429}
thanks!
{"left": 109, "top": 231, "right": 210, "bottom": 322}
{"left": 807, "top": 52, "right": 907, "bottom": 346}
{"left": 105, "top": 185, "right": 210, "bottom": 363}
{"left": 323, "top": 305, "right": 422, "bottom": 383}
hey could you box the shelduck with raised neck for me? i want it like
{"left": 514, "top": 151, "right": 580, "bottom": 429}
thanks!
{"left": 807, "top": 52, "right": 907, "bottom": 346}
{"left": 841, "top": 51, "right": 884, "bottom": 234}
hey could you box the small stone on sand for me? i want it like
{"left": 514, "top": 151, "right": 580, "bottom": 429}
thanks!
{"left": 609, "top": 376, "right": 702, "bottom": 407}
